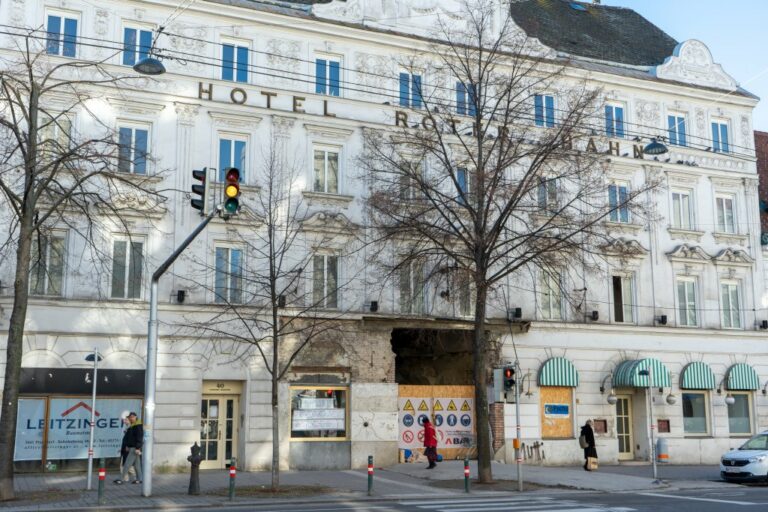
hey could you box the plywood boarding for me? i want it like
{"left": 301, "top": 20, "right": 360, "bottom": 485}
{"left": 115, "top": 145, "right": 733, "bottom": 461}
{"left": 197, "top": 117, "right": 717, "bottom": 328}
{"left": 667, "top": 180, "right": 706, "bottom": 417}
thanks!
{"left": 540, "top": 386, "right": 574, "bottom": 439}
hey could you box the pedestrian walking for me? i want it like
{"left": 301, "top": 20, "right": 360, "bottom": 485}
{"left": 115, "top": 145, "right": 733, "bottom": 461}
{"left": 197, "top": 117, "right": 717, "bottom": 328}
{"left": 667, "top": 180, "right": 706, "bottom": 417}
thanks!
{"left": 115, "top": 412, "right": 143, "bottom": 484}
{"left": 580, "top": 419, "right": 597, "bottom": 471}
{"left": 423, "top": 418, "right": 438, "bottom": 469}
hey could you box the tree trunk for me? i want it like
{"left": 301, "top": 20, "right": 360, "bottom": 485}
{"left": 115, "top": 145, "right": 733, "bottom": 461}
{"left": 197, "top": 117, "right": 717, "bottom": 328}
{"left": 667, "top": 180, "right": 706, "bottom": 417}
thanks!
{"left": 271, "top": 398, "right": 279, "bottom": 491}
{"left": 0, "top": 219, "right": 34, "bottom": 500}
{"left": 473, "top": 284, "right": 492, "bottom": 484}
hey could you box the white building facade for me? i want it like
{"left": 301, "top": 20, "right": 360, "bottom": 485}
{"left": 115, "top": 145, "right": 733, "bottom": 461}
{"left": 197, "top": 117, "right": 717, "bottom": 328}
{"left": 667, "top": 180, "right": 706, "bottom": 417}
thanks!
{"left": 0, "top": 0, "right": 764, "bottom": 472}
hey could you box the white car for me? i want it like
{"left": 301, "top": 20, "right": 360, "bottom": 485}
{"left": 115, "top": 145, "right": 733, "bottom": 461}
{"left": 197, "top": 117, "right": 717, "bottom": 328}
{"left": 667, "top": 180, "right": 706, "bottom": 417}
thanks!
{"left": 720, "top": 430, "right": 768, "bottom": 482}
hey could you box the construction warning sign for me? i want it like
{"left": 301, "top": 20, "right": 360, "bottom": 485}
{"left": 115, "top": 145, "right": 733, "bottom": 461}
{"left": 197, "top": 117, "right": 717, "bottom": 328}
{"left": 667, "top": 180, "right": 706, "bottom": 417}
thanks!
{"left": 403, "top": 400, "right": 414, "bottom": 412}
{"left": 447, "top": 400, "right": 457, "bottom": 411}
{"left": 461, "top": 400, "right": 471, "bottom": 411}
{"left": 433, "top": 400, "right": 443, "bottom": 411}
{"left": 398, "top": 390, "right": 475, "bottom": 451}
{"left": 418, "top": 400, "right": 429, "bottom": 411}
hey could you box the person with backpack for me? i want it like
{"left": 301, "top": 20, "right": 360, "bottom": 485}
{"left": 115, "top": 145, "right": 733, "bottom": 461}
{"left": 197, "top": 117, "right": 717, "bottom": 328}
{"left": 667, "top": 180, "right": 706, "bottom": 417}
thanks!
{"left": 579, "top": 419, "right": 597, "bottom": 471}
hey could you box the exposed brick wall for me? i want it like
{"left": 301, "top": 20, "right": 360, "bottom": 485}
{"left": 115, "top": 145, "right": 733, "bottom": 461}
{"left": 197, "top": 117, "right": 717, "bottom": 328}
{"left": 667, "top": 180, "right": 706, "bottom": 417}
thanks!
{"left": 489, "top": 402, "right": 505, "bottom": 453}
{"left": 756, "top": 131, "right": 768, "bottom": 233}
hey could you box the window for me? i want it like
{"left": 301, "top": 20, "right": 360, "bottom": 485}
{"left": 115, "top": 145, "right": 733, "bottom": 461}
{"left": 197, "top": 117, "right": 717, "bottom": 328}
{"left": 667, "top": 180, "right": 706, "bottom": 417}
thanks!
{"left": 399, "top": 262, "right": 424, "bottom": 314}
{"left": 46, "top": 14, "right": 77, "bottom": 57}
{"left": 456, "top": 167, "right": 470, "bottom": 204}
{"left": 721, "top": 281, "right": 742, "bottom": 329}
{"left": 667, "top": 114, "right": 687, "bottom": 146}
{"left": 534, "top": 94, "right": 555, "bottom": 127}
{"left": 214, "top": 247, "right": 243, "bottom": 304}
{"left": 30, "top": 233, "right": 66, "bottom": 296}
{"left": 712, "top": 120, "right": 730, "bottom": 153}
{"left": 222, "top": 43, "right": 248, "bottom": 83}
{"left": 605, "top": 105, "right": 625, "bottom": 138}
{"left": 537, "top": 177, "right": 558, "bottom": 214}
{"left": 727, "top": 392, "right": 752, "bottom": 435}
{"left": 456, "top": 272, "right": 472, "bottom": 317}
{"left": 118, "top": 125, "right": 149, "bottom": 174}
{"left": 608, "top": 182, "right": 629, "bottom": 223}
{"left": 671, "top": 190, "right": 694, "bottom": 229}
{"left": 290, "top": 387, "right": 347, "bottom": 439}
{"left": 539, "top": 271, "right": 562, "bottom": 320}
{"left": 676, "top": 278, "right": 697, "bottom": 327}
{"left": 218, "top": 137, "right": 246, "bottom": 181}
{"left": 682, "top": 392, "right": 708, "bottom": 435}
{"left": 313, "top": 148, "right": 339, "bottom": 193}
{"left": 111, "top": 239, "right": 143, "bottom": 299}
{"left": 715, "top": 195, "right": 736, "bottom": 233}
{"left": 456, "top": 82, "right": 477, "bottom": 116}
{"left": 313, "top": 255, "right": 338, "bottom": 308}
{"left": 123, "top": 27, "right": 152, "bottom": 66}
{"left": 611, "top": 275, "right": 633, "bottom": 323}
{"left": 399, "top": 73, "right": 422, "bottom": 109}
{"left": 38, "top": 113, "right": 72, "bottom": 164}
{"left": 315, "top": 58, "right": 340, "bottom": 96}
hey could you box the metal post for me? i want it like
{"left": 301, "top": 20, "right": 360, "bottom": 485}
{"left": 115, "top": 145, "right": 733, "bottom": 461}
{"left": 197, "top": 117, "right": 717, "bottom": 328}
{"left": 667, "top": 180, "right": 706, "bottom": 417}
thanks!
{"left": 142, "top": 208, "right": 219, "bottom": 497}
{"left": 86, "top": 348, "right": 98, "bottom": 490}
{"left": 367, "top": 455, "right": 374, "bottom": 496}
{"left": 97, "top": 458, "right": 105, "bottom": 505}
{"left": 463, "top": 457, "right": 470, "bottom": 493}
{"left": 228, "top": 458, "right": 237, "bottom": 501}
{"left": 515, "top": 360, "right": 523, "bottom": 492}
{"left": 648, "top": 365, "right": 657, "bottom": 481}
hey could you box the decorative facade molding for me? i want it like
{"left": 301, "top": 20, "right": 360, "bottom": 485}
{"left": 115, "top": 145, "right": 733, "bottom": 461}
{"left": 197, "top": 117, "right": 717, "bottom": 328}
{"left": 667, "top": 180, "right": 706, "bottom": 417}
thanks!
{"left": 266, "top": 39, "right": 302, "bottom": 83}
{"left": 654, "top": 40, "right": 738, "bottom": 91}
{"left": 208, "top": 110, "right": 262, "bottom": 130}
{"left": 666, "top": 243, "right": 709, "bottom": 263}
{"left": 300, "top": 211, "right": 357, "bottom": 235}
{"left": 174, "top": 102, "right": 200, "bottom": 126}
{"left": 303, "top": 123, "right": 355, "bottom": 141}
{"left": 603, "top": 221, "right": 643, "bottom": 235}
{"left": 302, "top": 191, "right": 355, "bottom": 209}
{"left": 602, "top": 237, "right": 648, "bottom": 258}
{"left": 272, "top": 115, "right": 296, "bottom": 137}
{"left": 108, "top": 97, "right": 166, "bottom": 117}
{"left": 712, "top": 248, "right": 753, "bottom": 267}
{"left": 712, "top": 232, "right": 748, "bottom": 246}
{"left": 667, "top": 227, "right": 705, "bottom": 243}
{"left": 665, "top": 170, "right": 700, "bottom": 187}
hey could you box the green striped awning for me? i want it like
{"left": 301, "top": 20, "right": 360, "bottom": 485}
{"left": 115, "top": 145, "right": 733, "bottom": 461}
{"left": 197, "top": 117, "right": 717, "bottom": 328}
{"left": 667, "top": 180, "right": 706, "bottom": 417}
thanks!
{"left": 726, "top": 363, "right": 760, "bottom": 390}
{"left": 538, "top": 357, "right": 579, "bottom": 387}
{"left": 680, "top": 362, "right": 716, "bottom": 390}
{"left": 613, "top": 358, "right": 671, "bottom": 388}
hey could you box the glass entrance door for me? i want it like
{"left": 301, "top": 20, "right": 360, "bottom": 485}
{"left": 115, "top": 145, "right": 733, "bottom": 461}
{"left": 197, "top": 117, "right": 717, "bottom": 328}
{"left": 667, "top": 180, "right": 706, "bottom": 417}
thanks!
{"left": 616, "top": 395, "right": 634, "bottom": 460}
{"left": 200, "top": 396, "right": 238, "bottom": 469}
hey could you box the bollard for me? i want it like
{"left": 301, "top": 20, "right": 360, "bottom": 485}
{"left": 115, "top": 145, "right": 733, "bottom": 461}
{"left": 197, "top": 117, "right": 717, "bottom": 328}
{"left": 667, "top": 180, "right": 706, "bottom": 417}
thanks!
{"left": 367, "top": 455, "right": 374, "bottom": 496}
{"left": 187, "top": 443, "right": 202, "bottom": 495}
{"left": 463, "top": 458, "right": 470, "bottom": 494}
{"left": 97, "top": 458, "right": 106, "bottom": 506}
{"left": 228, "top": 458, "right": 237, "bottom": 501}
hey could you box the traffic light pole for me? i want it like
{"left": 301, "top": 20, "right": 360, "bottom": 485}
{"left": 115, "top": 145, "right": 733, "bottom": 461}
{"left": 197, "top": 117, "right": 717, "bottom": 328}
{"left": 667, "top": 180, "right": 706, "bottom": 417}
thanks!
{"left": 142, "top": 205, "right": 220, "bottom": 498}
{"left": 514, "top": 360, "right": 523, "bottom": 492}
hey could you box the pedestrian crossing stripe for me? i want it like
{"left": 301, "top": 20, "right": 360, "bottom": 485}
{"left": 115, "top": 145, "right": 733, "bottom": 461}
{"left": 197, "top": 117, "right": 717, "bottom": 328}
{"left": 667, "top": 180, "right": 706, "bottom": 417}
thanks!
{"left": 461, "top": 400, "right": 471, "bottom": 411}
{"left": 433, "top": 400, "right": 443, "bottom": 411}
{"left": 447, "top": 400, "right": 457, "bottom": 411}
{"left": 418, "top": 400, "right": 429, "bottom": 411}
{"left": 403, "top": 400, "right": 414, "bottom": 412}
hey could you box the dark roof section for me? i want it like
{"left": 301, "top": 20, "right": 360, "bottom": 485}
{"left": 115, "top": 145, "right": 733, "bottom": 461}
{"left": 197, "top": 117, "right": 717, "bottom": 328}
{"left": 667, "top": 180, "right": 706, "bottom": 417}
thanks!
{"left": 508, "top": 0, "right": 678, "bottom": 66}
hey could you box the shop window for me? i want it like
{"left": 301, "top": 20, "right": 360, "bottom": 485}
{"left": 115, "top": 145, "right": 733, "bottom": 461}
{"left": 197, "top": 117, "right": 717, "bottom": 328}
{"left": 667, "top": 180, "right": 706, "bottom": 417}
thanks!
{"left": 290, "top": 387, "right": 347, "bottom": 439}
{"left": 539, "top": 386, "right": 573, "bottom": 439}
{"left": 682, "top": 392, "right": 709, "bottom": 435}
{"left": 728, "top": 392, "right": 753, "bottom": 435}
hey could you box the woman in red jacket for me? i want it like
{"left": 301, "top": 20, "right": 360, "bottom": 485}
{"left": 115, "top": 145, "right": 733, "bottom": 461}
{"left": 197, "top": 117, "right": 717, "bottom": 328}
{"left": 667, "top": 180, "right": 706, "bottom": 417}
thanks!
{"left": 423, "top": 418, "right": 438, "bottom": 469}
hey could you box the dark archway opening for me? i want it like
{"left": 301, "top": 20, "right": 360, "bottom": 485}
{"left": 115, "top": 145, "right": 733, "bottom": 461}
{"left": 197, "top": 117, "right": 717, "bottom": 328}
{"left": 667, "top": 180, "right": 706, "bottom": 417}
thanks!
{"left": 390, "top": 328, "right": 473, "bottom": 385}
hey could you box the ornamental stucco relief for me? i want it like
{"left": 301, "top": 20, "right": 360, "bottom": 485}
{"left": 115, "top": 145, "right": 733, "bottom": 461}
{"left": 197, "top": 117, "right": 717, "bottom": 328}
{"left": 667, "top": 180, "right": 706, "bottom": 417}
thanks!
{"left": 655, "top": 39, "right": 738, "bottom": 91}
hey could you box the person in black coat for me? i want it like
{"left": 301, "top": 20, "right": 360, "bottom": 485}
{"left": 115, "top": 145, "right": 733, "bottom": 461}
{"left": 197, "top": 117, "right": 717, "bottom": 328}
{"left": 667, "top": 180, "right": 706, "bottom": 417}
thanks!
{"left": 580, "top": 420, "right": 597, "bottom": 471}
{"left": 115, "top": 412, "right": 143, "bottom": 484}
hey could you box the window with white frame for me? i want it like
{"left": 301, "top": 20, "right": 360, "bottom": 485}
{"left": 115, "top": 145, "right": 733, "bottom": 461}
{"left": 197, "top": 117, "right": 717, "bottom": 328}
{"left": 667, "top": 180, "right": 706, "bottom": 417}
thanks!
{"left": 727, "top": 392, "right": 753, "bottom": 435}
{"left": 30, "top": 232, "right": 67, "bottom": 296}
{"left": 315, "top": 57, "right": 341, "bottom": 96}
{"left": 667, "top": 114, "right": 687, "bottom": 146}
{"left": 399, "top": 72, "right": 423, "bottom": 109}
{"left": 221, "top": 42, "right": 249, "bottom": 83}
{"left": 720, "top": 280, "right": 742, "bottom": 329}
{"left": 399, "top": 261, "right": 424, "bottom": 315}
{"left": 38, "top": 113, "right": 72, "bottom": 164}
{"left": 682, "top": 392, "right": 709, "bottom": 435}
{"left": 118, "top": 124, "right": 149, "bottom": 174}
{"left": 671, "top": 190, "right": 694, "bottom": 230}
{"left": 715, "top": 195, "right": 736, "bottom": 233}
{"left": 711, "top": 120, "right": 730, "bottom": 153}
{"left": 611, "top": 275, "right": 634, "bottom": 323}
{"left": 534, "top": 94, "right": 555, "bottom": 127}
{"left": 218, "top": 136, "right": 246, "bottom": 181}
{"left": 537, "top": 177, "right": 558, "bottom": 214}
{"left": 313, "top": 148, "right": 339, "bottom": 193}
{"left": 46, "top": 13, "right": 78, "bottom": 57}
{"left": 608, "top": 181, "right": 630, "bottom": 223}
{"left": 111, "top": 238, "right": 144, "bottom": 299}
{"left": 676, "top": 277, "right": 697, "bottom": 327}
{"left": 456, "top": 81, "right": 477, "bottom": 116}
{"left": 604, "top": 104, "right": 625, "bottom": 138}
{"left": 539, "top": 270, "right": 562, "bottom": 320}
{"left": 214, "top": 247, "right": 243, "bottom": 304}
{"left": 123, "top": 26, "right": 153, "bottom": 66}
{"left": 313, "top": 254, "right": 338, "bottom": 309}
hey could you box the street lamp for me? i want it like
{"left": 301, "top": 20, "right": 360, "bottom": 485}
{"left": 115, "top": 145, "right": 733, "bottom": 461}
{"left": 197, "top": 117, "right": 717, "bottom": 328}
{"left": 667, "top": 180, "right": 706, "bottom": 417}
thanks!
{"left": 638, "top": 368, "right": 660, "bottom": 483}
{"left": 643, "top": 138, "right": 668, "bottom": 155}
{"left": 132, "top": 29, "right": 167, "bottom": 76}
{"left": 85, "top": 349, "right": 103, "bottom": 490}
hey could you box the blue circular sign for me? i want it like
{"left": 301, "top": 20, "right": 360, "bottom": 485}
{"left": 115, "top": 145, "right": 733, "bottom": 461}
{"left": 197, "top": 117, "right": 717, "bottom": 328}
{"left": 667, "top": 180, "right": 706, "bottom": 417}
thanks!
{"left": 447, "top": 414, "right": 457, "bottom": 426}
{"left": 434, "top": 414, "right": 443, "bottom": 426}
{"left": 403, "top": 414, "right": 414, "bottom": 427}
{"left": 418, "top": 414, "right": 429, "bottom": 426}
{"left": 460, "top": 414, "right": 471, "bottom": 427}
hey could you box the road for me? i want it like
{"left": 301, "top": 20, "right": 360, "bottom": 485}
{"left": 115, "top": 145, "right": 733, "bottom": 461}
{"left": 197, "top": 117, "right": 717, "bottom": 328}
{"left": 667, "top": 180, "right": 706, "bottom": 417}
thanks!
{"left": 131, "top": 485, "right": 768, "bottom": 512}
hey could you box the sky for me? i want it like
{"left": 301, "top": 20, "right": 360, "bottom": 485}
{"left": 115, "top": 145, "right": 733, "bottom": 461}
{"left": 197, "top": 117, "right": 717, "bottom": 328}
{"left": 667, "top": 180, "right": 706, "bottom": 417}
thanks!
{"left": 601, "top": 0, "right": 768, "bottom": 132}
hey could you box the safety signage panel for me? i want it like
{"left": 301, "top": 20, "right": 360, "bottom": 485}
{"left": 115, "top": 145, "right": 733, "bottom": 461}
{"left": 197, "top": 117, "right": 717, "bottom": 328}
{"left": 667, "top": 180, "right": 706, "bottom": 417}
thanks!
{"left": 398, "top": 396, "right": 474, "bottom": 450}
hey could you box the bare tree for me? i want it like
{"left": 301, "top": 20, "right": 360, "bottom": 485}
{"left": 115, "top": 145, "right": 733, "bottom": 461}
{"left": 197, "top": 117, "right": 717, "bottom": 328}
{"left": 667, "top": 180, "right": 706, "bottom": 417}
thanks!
{"left": 178, "top": 131, "right": 360, "bottom": 491}
{"left": 0, "top": 33, "right": 164, "bottom": 499}
{"left": 363, "top": 0, "right": 658, "bottom": 483}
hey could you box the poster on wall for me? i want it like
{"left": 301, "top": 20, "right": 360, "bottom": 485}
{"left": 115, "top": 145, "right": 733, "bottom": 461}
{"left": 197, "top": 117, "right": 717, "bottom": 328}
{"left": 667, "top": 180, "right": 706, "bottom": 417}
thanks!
{"left": 14, "top": 397, "right": 142, "bottom": 461}
{"left": 398, "top": 396, "right": 475, "bottom": 450}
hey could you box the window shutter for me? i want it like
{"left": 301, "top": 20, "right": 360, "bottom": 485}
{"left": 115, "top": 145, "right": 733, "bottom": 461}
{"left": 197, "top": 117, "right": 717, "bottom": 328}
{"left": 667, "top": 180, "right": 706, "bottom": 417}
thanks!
{"left": 62, "top": 18, "right": 77, "bottom": 57}
{"left": 123, "top": 28, "right": 137, "bottom": 65}
{"left": 329, "top": 60, "right": 340, "bottom": 96}
{"left": 46, "top": 16, "right": 61, "bottom": 55}
{"left": 236, "top": 46, "right": 248, "bottom": 83}
{"left": 399, "top": 73, "right": 409, "bottom": 107}
{"left": 222, "top": 44, "right": 235, "bottom": 81}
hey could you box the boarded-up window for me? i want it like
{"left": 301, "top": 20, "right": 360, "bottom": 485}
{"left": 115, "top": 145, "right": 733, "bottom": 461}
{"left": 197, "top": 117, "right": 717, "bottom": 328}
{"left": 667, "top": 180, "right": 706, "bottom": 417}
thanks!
{"left": 540, "top": 386, "right": 573, "bottom": 439}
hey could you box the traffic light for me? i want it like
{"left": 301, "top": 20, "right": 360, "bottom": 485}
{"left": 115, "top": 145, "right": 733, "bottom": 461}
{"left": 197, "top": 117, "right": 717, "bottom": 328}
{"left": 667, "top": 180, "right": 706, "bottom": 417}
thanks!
{"left": 223, "top": 167, "right": 240, "bottom": 215}
{"left": 503, "top": 365, "right": 516, "bottom": 391}
{"left": 191, "top": 167, "right": 209, "bottom": 214}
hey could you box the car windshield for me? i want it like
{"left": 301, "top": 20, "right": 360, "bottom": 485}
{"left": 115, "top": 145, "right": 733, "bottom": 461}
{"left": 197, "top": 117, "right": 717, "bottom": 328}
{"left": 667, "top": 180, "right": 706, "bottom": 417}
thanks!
{"left": 739, "top": 434, "right": 768, "bottom": 450}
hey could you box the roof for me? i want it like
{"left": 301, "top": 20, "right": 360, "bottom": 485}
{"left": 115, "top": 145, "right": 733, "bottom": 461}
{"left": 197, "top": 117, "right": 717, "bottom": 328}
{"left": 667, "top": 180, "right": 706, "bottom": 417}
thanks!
{"left": 508, "top": 0, "right": 678, "bottom": 66}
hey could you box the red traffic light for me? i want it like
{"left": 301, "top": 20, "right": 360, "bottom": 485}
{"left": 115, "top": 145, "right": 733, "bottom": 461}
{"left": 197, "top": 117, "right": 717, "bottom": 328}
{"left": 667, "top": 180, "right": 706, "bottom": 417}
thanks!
{"left": 225, "top": 167, "right": 240, "bottom": 182}
{"left": 504, "top": 368, "right": 513, "bottom": 379}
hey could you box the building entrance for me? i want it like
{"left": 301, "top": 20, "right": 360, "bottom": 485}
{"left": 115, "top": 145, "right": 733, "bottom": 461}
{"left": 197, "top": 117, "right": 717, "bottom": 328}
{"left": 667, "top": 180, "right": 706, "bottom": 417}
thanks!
{"left": 199, "top": 380, "right": 242, "bottom": 470}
